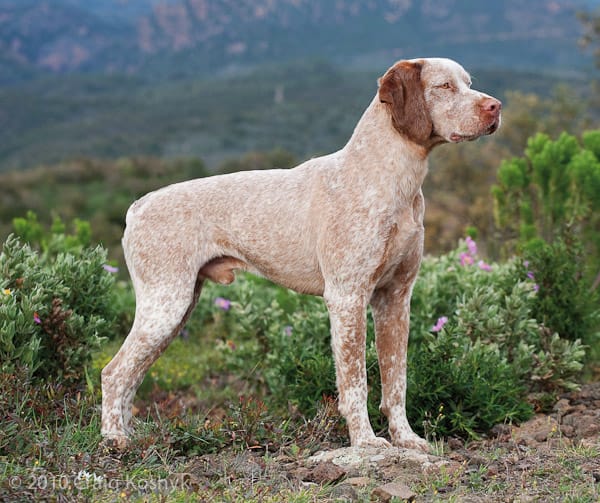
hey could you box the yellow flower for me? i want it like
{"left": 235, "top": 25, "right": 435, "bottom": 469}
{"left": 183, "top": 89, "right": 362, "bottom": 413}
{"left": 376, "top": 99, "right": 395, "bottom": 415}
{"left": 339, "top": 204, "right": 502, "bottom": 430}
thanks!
{"left": 2, "top": 288, "right": 10, "bottom": 295}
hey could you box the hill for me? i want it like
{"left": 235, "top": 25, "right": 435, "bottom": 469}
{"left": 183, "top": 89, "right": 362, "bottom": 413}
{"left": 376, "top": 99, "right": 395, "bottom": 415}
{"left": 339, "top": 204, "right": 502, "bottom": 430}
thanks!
{"left": 0, "top": 60, "right": 586, "bottom": 173}
{"left": 0, "top": 0, "right": 596, "bottom": 84}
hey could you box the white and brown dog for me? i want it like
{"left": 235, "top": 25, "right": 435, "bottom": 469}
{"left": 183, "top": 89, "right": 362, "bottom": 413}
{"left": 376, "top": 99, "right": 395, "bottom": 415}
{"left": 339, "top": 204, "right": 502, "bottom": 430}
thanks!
{"left": 101, "top": 58, "right": 501, "bottom": 451}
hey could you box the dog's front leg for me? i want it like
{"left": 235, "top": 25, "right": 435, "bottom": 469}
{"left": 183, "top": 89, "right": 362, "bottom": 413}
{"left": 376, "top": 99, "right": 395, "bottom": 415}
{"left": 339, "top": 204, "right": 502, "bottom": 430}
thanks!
{"left": 325, "top": 291, "right": 391, "bottom": 448}
{"left": 370, "top": 281, "right": 429, "bottom": 452}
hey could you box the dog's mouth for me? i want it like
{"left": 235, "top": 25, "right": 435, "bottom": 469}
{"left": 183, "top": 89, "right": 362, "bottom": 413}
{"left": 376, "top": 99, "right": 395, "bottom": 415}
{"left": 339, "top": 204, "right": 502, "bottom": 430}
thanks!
{"left": 485, "top": 119, "right": 500, "bottom": 135}
{"left": 449, "top": 119, "right": 500, "bottom": 143}
{"left": 449, "top": 132, "right": 479, "bottom": 143}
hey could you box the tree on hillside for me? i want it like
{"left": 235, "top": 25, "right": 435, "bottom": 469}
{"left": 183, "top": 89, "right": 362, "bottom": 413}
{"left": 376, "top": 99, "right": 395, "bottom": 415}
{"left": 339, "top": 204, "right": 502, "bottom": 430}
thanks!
{"left": 579, "top": 10, "right": 600, "bottom": 68}
{"left": 578, "top": 9, "right": 600, "bottom": 119}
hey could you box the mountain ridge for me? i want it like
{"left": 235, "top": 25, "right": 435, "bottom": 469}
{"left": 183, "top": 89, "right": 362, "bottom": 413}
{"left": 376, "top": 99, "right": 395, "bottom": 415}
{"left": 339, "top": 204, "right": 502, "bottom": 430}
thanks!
{"left": 0, "top": 0, "right": 596, "bottom": 84}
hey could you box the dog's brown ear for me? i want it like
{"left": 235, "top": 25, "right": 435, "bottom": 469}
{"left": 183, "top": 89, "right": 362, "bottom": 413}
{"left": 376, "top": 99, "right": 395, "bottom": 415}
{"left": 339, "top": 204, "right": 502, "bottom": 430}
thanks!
{"left": 378, "top": 61, "right": 433, "bottom": 145}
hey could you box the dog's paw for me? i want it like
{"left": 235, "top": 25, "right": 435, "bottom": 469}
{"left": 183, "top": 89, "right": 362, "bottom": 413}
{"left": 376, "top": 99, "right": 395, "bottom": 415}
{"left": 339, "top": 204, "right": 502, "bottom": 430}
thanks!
{"left": 100, "top": 434, "right": 130, "bottom": 452}
{"left": 391, "top": 434, "right": 430, "bottom": 452}
{"left": 353, "top": 435, "right": 392, "bottom": 449}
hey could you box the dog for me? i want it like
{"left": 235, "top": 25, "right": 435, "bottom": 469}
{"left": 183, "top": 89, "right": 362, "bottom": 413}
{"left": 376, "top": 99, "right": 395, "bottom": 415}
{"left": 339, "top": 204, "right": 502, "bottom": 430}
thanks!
{"left": 101, "top": 57, "right": 501, "bottom": 451}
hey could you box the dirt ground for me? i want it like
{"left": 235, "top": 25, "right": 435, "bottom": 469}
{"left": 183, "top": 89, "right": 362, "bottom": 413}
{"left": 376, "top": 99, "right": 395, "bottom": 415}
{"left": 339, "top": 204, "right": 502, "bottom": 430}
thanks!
{"left": 174, "top": 383, "right": 600, "bottom": 501}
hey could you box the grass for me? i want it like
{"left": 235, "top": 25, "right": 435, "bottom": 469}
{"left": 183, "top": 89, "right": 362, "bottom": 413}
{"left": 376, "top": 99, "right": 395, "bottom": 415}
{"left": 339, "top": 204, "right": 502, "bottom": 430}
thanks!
{"left": 2, "top": 325, "right": 598, "bottom": 501}
{"left": 2, "top": 273, "right": 599, "bottom": 501}
{"left": 413, "top": 441, "right": 599, "bottom": 502}
{"left": 93, "top": 322, "right": 263, "bottom": 420}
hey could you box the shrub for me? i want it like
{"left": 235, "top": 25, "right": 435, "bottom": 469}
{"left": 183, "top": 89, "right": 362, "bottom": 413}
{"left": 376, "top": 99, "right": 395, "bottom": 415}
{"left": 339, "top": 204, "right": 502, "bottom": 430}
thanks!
{"left": 412, "top": 239, "right": 586, "bottom": 393}
{"left": 521, "top": 236, "right": 600, "bottom": 363}
{"left": 0, "top": 231, "right": 117, "bottom": 384}
{"left": 187, "top": 235, "right": 588, "bottom": 439}
{"left": 407, "top": 330, "right": 532, "bottom": 439}
{"left": 492, "top": 130, "right": 600, "bottom": 284}
{"left": 11, "top": 211, "right": 136, "bottom": 341}
{"left": 12, "top": 210, "right": 92, "bottom": 257}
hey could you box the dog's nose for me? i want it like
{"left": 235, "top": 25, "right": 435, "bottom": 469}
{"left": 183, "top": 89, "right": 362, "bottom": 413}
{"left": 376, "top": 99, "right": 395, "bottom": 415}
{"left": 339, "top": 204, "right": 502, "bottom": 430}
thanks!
{"left": 481, "top": 97, "right": 502, "bottom": 115}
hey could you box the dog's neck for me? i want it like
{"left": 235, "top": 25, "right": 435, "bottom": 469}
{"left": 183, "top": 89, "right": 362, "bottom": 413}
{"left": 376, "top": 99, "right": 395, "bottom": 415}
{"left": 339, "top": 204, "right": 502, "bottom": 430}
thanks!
{"left": 342, "top": 95, "right": 429, "bottom": 201}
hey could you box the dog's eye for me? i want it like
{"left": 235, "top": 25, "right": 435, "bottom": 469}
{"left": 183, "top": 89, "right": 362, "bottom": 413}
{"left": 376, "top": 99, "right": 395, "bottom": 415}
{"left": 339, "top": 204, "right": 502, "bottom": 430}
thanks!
{"left": 437, "top": 82, "right": 451, "bottom": 90}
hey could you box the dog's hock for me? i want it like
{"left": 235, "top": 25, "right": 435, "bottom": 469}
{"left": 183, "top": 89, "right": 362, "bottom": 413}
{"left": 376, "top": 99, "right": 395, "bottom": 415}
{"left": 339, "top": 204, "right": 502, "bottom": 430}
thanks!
{"left": 199, "top": 256, "right": 247, "bottom": 284}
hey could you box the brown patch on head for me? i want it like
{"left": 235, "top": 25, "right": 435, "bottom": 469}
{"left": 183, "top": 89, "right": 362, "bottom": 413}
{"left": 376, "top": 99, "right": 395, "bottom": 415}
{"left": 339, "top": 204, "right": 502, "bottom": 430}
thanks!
{"left": 378, "top": 60, "right": 433, "bottom": 147}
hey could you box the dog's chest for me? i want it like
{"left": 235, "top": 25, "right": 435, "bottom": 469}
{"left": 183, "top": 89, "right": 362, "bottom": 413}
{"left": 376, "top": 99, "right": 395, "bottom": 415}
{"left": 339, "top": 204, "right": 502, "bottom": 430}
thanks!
{"left": 373, "top": 192, "right": 425, "bottom": 287}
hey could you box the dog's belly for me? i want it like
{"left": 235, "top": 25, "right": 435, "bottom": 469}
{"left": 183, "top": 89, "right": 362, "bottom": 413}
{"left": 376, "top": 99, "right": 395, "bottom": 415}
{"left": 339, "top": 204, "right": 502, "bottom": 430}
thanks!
{"left": 200, "top": 250, "right": 325, "bottom": 296}
{"left": 249, "top": 261, "right": 325, "bottom": 296}
{"left": 227, "top": 232, "right": 326, "bottom": 295}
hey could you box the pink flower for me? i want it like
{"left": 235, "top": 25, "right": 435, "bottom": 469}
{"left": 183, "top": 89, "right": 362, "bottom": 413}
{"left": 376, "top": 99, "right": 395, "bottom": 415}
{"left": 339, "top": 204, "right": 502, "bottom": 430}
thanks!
{"left": 459, "top": 252, "right": 474, "bottom": 266}
{"left": 478, "top": 260, "right": 492, "bottom": 272}
{"left": 523, "top": 264, "right": 539, "bottom": 293}
{"left": 431, "top": 316, "right": 448, "bottom": 332}
{"left": 465, "top": 236, "right": 478, "bottom": 256}
{"left": 284, "top": 325, "right": 293, "bottom": 337}
{"left": 214, "top": 297, "right": 231, "bottom": 311}
{"left": 102, "top": 264, "right": 119, "bottom": 274}
{"left": 33, "top": 312, "right": 41, "bottom": 324}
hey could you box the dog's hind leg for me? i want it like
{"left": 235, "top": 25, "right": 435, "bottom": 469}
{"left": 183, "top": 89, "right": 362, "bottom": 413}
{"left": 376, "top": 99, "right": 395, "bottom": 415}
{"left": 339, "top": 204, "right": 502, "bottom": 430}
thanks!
{"left": 101, "top": 230, "right": 205, "bottom": 448}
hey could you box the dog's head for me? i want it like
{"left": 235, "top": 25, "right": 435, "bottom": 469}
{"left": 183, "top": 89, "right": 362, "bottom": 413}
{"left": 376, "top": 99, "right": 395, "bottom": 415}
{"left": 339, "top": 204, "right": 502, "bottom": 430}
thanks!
{"left": 378, "top": 58, "right": 501, "bottom": 149}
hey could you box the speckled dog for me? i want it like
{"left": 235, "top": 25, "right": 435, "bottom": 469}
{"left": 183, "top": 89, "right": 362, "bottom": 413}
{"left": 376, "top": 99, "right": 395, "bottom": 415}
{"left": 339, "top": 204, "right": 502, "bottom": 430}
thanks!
{"left": 101, "top": 58, "right": 501, "bottom": 451}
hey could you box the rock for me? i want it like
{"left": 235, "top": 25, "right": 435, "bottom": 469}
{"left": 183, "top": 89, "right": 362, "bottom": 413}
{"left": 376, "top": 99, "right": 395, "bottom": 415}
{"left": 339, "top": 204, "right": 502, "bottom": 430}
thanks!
{"left": 487, "top": 463, "right": 500, "bottom": 477}
{"left": 372, "top": 482, "right": 416, "bottom": 502}
{"left": 559, "top": 424, "right": 575, "bottom": 437}
{"left": 308, "top": 446, "right": 433, "bottom": 471}
{"left": 329, "top": 483, "right": 359, "bottom": 501}
{"left": 345, "top": 476, "right": 373, "bottom": 487}
{"left": 309, "top": 448, "right": 365, "bottom": 468}
{"left": 491, "top": 423, "right": 512, "bottom": 438}
{"left": 467, "top": 454, "right": 488, "bottom": 467}
{"left": 447, "top": 437, "right": 464, "bottom": 450}
{"left": 422, "top": 460, "right": 463, "bottom": 478}
{"left": 305, "top": 446, "right": 448, "bottom": 490}
{"left": 561, "top": 408, "right": 600, "bottom": 439}
{"left": 511, "top": 414, "right": 560, "bottom": 445}
{"left": 572, "top": 382, "right": 600, "bottom": 401}
{"left": 553, "top": 398, "right": 573, "bottom": 417}
{"left": 304, "top": 461, "right": 346, "bottom": 484}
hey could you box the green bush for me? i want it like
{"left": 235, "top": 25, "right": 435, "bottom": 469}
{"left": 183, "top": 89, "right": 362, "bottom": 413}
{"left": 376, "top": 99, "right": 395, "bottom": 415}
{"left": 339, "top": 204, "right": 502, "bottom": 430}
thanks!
{"left": 12, "top": 210, "right": 92, "bottom": 257}
{"left": 407, "top": 330, "right": 532, "bottom": 439}
{"left": 412, "top": 240, "right": 587, "bottom": 393}
{"left": 522, "top": 236, "right": 600, "bottom": 363}
{"left": 183, "top": 236, "right": 588, "bottom": 439}
{"left": 0, "top": 228, "right": 117, "bottom": 384}
{"left": 492, "top": 130, "right": 600, "bottom": 282}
